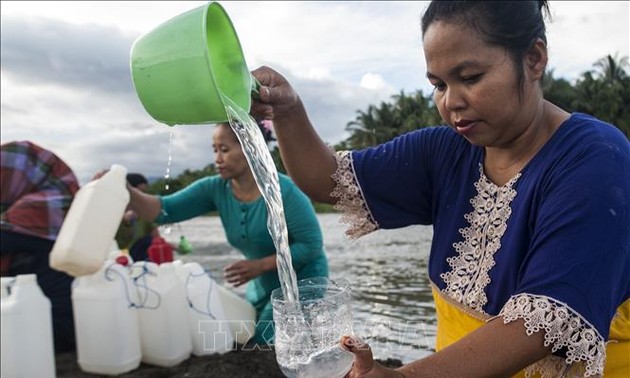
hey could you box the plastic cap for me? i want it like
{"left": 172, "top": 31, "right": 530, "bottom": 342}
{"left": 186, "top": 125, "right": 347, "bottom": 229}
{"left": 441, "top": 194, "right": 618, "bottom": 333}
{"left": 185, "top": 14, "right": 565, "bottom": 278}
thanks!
{"left": 115, "top": 255, "right": 130, "bottom": 267}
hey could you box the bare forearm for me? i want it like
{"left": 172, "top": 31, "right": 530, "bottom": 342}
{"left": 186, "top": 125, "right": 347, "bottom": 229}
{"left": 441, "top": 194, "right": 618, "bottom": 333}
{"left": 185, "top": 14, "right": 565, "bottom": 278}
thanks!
{"left": 127, "top": 185, "right": 162, "bottom": 222}
{"left": 260, "top": 255, "right": 277, "bottom": 272}
{"left": 397, "top": 318, "right": 551, "bottom": 378}
{"left": 272, "top": 100, "right": 338, "bottom": 204}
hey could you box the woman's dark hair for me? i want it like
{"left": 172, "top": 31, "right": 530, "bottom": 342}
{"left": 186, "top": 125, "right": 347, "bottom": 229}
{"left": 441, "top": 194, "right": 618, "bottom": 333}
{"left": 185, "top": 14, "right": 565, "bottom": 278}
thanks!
{"left": 126, "top": 173, "right": 148, "bottom": 188}
{"left": 421, "top": 0, "right": 550, "bottom": 92}
{"left": 217, "top": 121, "right": 276, "bottom": 144}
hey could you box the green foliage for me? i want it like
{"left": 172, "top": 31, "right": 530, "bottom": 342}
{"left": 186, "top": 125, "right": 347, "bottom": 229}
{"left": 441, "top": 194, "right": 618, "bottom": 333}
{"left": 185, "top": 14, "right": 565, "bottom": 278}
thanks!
{"left": 337, "top": 90, "right": 441, "bottom": 150}
{"left": 147, "top": 164, "right": 217, "bottom": 195}
{"left": 312, "top": 201, "right": 337, "bottom": 213}
{"left": 572, "top": 54, "right": 630, "bottom": 138}
{"left": 543, "top": 55, "right": 630, "bottom": 138}
{"left": 270, "top": 146, "right": 287, "bottom": 175}
{"left": 541, "top": 69, "right": 576, "bottom": 111}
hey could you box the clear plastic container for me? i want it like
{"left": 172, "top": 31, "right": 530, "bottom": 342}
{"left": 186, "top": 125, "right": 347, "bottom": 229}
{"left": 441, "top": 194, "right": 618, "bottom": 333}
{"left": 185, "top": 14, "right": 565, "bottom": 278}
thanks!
{"left": 72, "top": 261, "right": 141, "bottom": 375}
{"left": 50, "top": 164, "right": 130, "bottom": 277}
{"left": 1, "top": 274, "right": 56, "bottom": 378}
{"left": 272, "top": 277, "right": 354, "bottom": 378}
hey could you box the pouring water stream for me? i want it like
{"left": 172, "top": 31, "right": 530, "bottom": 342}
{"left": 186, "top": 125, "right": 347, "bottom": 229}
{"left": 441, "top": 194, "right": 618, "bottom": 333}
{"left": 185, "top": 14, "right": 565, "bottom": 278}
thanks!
{"left": 222, "top": 96, "right": 354, "bottom": 377}
{"left": 222, "top": 95, "right": 300, "bottom": 304}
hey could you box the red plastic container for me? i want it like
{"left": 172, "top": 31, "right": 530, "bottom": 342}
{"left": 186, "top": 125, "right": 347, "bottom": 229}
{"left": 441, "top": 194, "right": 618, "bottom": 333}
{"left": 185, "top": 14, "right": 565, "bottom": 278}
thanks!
{"left": 147, "top": 237, "right": 173, "bottom": 264}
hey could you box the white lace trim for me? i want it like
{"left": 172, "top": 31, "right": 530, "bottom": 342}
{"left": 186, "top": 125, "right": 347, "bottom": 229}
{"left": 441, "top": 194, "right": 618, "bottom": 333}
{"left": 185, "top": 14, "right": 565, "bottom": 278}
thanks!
{"left": 523, "top": 355, "right": 582, "bottom": 378}
{"left": 330, "top": 151, "right": 378, "bottom": 239}
{"left": 440, "top": 165, "right": 521, "bottom": 313}
{"left": 500, "top": 293, "right": 606, "bottom": 377}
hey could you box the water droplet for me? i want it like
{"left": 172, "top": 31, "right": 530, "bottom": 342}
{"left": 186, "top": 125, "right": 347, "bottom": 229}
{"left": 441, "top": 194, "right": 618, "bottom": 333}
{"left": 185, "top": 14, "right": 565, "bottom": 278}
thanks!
{"left": 164, "top": 131, "right": 174, "bottom": 192}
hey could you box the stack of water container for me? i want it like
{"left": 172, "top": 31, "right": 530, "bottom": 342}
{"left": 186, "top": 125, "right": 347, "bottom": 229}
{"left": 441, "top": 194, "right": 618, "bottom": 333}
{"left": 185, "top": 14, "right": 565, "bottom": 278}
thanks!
{"left": 0, "top": 164, "right": 257, "bottom": 376}
{"left": 70, "top": 253, "right": 256, "bottom": 375}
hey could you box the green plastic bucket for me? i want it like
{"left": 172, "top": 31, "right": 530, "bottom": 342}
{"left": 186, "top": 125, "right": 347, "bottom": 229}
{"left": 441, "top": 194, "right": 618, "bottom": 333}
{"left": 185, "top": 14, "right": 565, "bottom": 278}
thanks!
{"left": 130, "top": 2, "right": 255, "bottom": 126}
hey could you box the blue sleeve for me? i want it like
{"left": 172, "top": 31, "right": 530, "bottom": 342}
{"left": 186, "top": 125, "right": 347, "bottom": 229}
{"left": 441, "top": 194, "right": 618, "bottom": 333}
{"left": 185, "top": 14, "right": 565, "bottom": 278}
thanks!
{"left": 352, "top": 126, "right": 470, "bottom": 228}
{"left": 155, "top": 176, "right": 220, "bottom": 224}
{"left": 280, "top": 175, "right": 326, "bottom": 273}
{"left": 515, "top": 124, "right": 630, "bottom": 338}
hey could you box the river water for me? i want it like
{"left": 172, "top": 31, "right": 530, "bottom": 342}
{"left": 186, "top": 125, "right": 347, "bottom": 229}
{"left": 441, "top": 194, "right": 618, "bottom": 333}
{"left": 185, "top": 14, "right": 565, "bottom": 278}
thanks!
{"left": 162, "top": 213, "right": 436, "bottom": 364}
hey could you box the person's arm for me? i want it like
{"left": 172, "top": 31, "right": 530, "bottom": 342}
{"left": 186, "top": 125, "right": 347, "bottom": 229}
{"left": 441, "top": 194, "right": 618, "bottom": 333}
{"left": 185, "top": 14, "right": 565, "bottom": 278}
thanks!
{"left": 224, "top": 255, "right": 277, "bottom": 287}
{"left": 343, "top": 317, "right": 551, "bottom": 378}
{"left": 251, "top": 66, "right": 338, "bottom": 204}
{"left": 127, "top": 184, "right": 162, "bottom": 222}
{"left": 149, "top": 177, "right": 218, "bottom": 224}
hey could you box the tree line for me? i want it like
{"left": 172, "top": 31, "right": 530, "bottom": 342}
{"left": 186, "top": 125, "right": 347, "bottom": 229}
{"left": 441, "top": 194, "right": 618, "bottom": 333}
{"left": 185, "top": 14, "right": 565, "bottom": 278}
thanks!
{"left": 149, "top": 54, "right": 629, "bottom": 197}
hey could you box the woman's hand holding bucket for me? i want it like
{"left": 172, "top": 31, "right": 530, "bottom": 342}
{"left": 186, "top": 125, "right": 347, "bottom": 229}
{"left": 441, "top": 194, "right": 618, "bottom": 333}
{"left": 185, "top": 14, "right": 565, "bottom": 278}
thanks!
{"left": 250, "top": 66, "right": 304, "bottom": 122}
{"left": 249, "top": 65, "right": 341, "bottom": 204}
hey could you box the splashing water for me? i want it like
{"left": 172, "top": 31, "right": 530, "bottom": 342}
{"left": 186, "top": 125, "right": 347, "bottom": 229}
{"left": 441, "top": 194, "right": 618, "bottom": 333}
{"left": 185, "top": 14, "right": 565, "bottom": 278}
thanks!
{"left": 222, "top": 95, "right": 299, "bottom": 304}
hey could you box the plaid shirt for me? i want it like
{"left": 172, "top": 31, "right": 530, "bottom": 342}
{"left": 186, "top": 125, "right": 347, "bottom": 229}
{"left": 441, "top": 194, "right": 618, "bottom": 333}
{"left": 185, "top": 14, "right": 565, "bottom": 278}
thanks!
{"left": 1, "top": 141, "right": 79, "bottom": 240}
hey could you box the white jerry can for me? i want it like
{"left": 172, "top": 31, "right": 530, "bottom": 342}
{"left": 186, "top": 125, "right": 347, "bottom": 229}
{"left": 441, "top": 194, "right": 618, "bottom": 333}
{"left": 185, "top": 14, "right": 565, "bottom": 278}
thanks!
{"left": 131, "top": 261, "right": 192, "bottom": 367}
{"left": 173, "top": 260, "right": 234, "bottom": 355}
{"left": 72, "top": 260, "right": 141, "bottom": 375}
{"left": 1, "top": 274, "right": 56, "bottom": 378}
{"left": 50, "top": 164, "right": 130, "bottom": 277}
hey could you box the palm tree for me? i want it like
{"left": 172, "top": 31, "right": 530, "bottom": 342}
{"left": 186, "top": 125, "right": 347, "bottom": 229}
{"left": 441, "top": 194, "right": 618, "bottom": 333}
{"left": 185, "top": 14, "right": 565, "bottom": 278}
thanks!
{"left": 392, "top": 90, "right": 442, "bottom": 133}
{"left": 542, "top": 69, "right": 578, "bottom": 111}
{"left": 593, "top": 54, "right": 629, "bottom": 83}
{"left": 345, "top": 102, "right": 399, "bottom": 149}
{"left": 344, "top": 90, "right": 443, "bottom": 149}
{"left": 574, "top": 54, "right": 630, "bottom": 137}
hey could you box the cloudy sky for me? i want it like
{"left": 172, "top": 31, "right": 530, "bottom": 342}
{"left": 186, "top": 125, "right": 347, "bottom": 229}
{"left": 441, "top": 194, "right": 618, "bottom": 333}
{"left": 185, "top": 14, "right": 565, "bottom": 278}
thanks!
{"left": 1, "top": 1, "right": 628, "bottom": 185}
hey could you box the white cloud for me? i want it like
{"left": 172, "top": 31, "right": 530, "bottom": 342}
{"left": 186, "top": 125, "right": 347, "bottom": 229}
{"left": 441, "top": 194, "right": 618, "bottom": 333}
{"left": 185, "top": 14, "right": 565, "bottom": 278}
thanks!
{"left": 545, "top": 2, "right": 630, "bottom": 80}
{"left": 300, "top": 67, "right": 333, "bottom": 80}
{"left": 360, "top": 73, "right": 389, "bottom": 91}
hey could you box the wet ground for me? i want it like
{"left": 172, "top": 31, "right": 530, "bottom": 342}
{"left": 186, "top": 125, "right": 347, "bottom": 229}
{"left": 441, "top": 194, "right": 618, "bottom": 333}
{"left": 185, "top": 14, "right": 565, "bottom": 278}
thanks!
{"left": 55, "top": 347, "right": 403, "bottom": 378}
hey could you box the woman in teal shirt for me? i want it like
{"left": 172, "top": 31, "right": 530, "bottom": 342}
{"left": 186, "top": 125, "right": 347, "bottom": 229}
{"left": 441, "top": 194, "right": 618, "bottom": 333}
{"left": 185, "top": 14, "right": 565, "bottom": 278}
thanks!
{"left": 127, "top": 122, "right": 329, "bottom": 345}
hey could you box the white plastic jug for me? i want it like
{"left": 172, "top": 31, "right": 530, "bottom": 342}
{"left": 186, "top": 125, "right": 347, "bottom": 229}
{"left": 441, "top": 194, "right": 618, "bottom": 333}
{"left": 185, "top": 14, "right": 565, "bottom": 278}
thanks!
{"left": 1, "top": 274, "right": 56, "bottom": 378}
{"left": 173, "top": 261, "right": 234, "bottom": 355}
{"left": 0, "top": 277, "right": 13, "bottom": 298}
{"left": 50, "top": 164, "right": 130, "bottom": 277}
{"left": 131, "top": 261, "right": 192, "bottom": 367}
{"left": 72, "top": 261, "right": 141, "bottom": 375}
{"left": 106, "top": 239, "right": 122, "bottom": 260}
{"left": 215, "top": 283, "right": 257, "bottom": 345}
